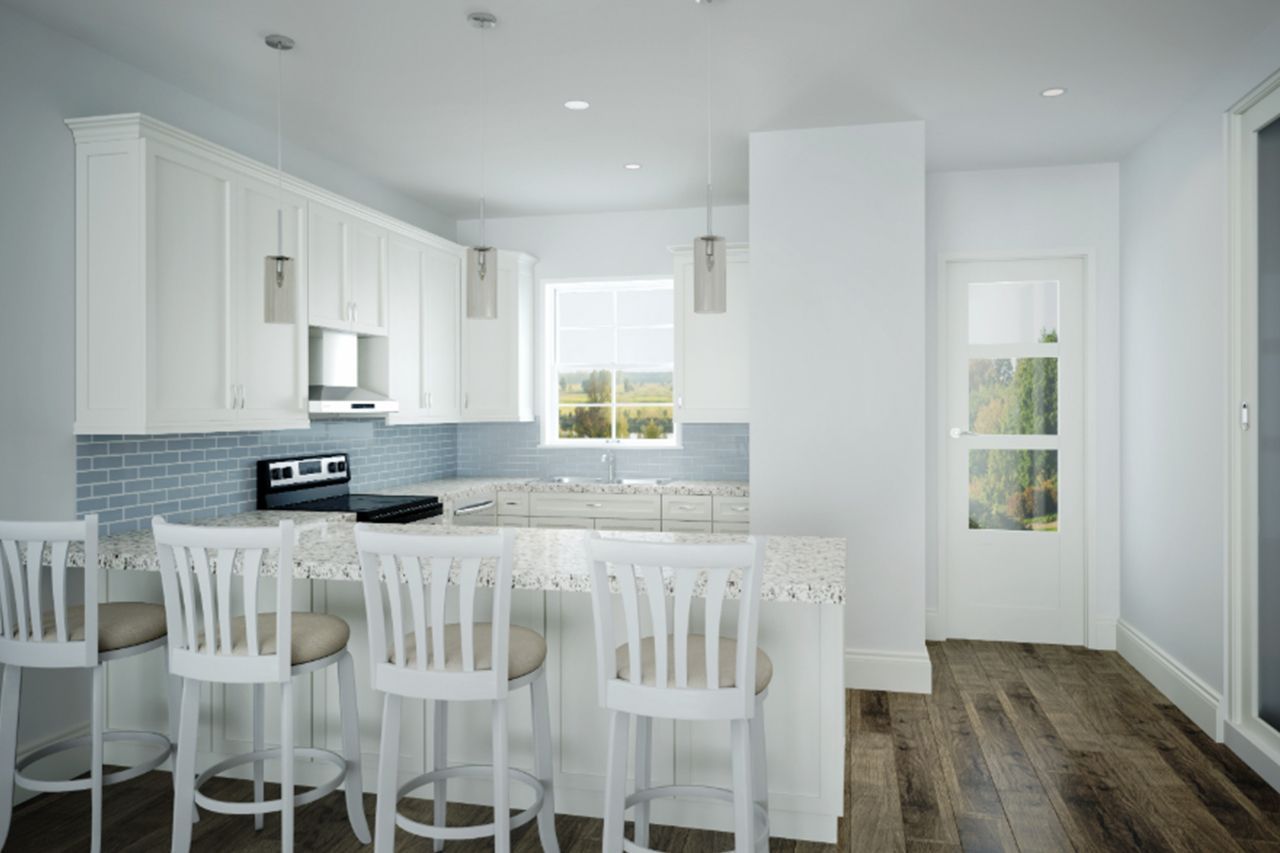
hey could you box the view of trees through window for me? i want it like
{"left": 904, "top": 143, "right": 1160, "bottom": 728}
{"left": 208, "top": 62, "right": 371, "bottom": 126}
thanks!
{"left": 551, "top": 282, "right": 675, "bottom": 443}
{"left": 968, "top": 329, "right": 1059, "bottom": 531}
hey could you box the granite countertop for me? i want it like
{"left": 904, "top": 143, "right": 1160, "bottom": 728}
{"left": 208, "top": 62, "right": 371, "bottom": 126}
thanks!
{"left": 85, "top": 509, "right": 845, "bottom": 606}
{"left": 377, "top": 477, "right": 750, "bottom": 512}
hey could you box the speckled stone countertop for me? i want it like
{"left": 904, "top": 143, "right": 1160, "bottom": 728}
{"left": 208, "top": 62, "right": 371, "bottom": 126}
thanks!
{"left": 377, "top": 477, "right": 750, "bottom": 514}
{"left": 85, "top": 509, "right": 846, "bottom": 605}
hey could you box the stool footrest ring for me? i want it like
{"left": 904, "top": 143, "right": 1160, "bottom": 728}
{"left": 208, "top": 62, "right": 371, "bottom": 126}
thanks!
{"left": 192, "top": 746, "right": 348, "bottom": 816}
{"left": 15, "top": 729, "right": 171, "bottom": 794}
{"left": 620, "top": 785, "right": 769, "bottom": 853}
{"left": 394, "top": 764, "right": 547, "bottom": 841}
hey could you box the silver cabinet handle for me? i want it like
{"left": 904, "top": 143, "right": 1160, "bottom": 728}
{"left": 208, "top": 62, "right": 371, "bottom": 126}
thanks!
{"left": 353, "top": 302, "right": 358, "bottom": 325}
{"left": 677, "top": 396, "right": 684, "bottom": 409}
{"left": 454, "top": 500, "right": 496, "bottom": 516}
{"left": 427, "top": 392, "right": 433, "bottom": 409}
{"left": 675, "top": 504, "right": 696, "bottom": 511}
{"left": 239, "top": 385, "right": 246, "bottom": 409}
{"left": 730, "top": 505, "right": 748, "bottom": 513}
{"left": 949, "top": 427, "right": 975, "bottom": 438}
{"left": 464, "top": 392, "right": 470, "bottom": 409}
{"left": 230, "top": 384, "right": 237, "bottom": 410}
{"left": 586, "top": 502, "right": 604, "bottom": 509}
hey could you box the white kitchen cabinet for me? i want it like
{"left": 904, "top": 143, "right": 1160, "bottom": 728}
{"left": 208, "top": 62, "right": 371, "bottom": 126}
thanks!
{"left": 308, "top": 200, "right": 389, "bottom": 336}
{"left": 529, "top": 492, "right": 662, "bottom": 521}
{"left": 661, "top": 494, "right": 713, "bottom": 522}
{"left": 461, "top": 250, "right": 535, "bottom": 422}
{"left": 662, "top": 520, "right": 713, "bottom": 533}
{"left": 673, "top": 245, "right": 750, "bottom": 423}
{"left": 69, "top": 116, "right": 309, "bottom": 434}
{"left": 385, "top": 235, "right": 464, "bottom": 424}
{"left": 713, "top": 522, "right": 751, "bottom": 534}
{"left": 530, "top": 516, "right": 593, "bottom": 529}
{"left": 596, "top": 518, "right": 663, "bottom": 532}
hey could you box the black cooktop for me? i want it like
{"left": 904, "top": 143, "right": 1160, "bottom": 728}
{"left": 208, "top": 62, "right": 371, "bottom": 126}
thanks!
{"left": 256, "top": 453, "right": 442, "bottom": 524}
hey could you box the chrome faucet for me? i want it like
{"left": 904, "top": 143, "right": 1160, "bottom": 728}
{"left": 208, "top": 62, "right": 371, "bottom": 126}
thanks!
{"left": 601, "top": 451, "right": 616, "bottom": 483}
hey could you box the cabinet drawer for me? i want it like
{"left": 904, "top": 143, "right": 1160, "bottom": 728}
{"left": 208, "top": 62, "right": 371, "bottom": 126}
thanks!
{"left": 662, "top": 494, "right": 712, "bottom": 521}
{"left": 497, "top": 491, "right": 530, "bottom": 516}
{"left": 713, "top": 496, "right": 751, "bottom": 523}
{"left": 661, "top": 520, "right": 713, "bottom": 533}
{"left": 452, "top": 513, "right": 496, "bottom": 528}
{"left": 713, "top": 522, "right": 750, "bottom": 534}
{"left": 529, "top": 516, "right": 594, "bottom": 530}
{"left": 596, "top": 518, "right": 663, "bottom": 532}
{"left": 528, "top": 492, "right": 661, "bottom": 520}
{"left": 497, "top": 517, "right": 529, "bottom": 528}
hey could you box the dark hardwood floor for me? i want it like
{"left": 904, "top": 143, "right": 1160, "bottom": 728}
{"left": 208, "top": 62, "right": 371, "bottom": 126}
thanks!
{"left": 7, "top": 641, "right": 1280, "bottom": 851}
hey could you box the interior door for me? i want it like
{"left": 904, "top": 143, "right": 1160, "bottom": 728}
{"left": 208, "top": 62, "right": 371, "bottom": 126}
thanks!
{"left": 945, "top": 257, "right": 1085, "bottom": 644}
{"left": 234, "top": 177, "right": 308, "bottom": 425}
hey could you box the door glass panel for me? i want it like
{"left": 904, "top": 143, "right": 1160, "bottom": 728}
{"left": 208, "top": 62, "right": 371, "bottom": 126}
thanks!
{"left": 969, "top": 449, "right": 1058, "bottom": 532}
{"left": 969, "top": 280, "right": 1059, "bottom": 344}
{"left": 1258, "top": 118, "right": 1280, "bottom": 728}
{"left": 969, "top": 357, "right": 1058, "bottom": 434}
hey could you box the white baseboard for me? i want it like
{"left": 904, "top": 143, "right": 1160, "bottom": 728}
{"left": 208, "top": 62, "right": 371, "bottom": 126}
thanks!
{"left": 1116, "top": 619, "right": 1221, "bottom": 738}
{"left": 925, "top": 608, "right": 945, "bottom": 641}
{"left": 1225, "top": 721, "right": 1280, "bottom": 792}
{"left": 845, "top": 647, "right": 932, "bottom": 694}
{"left": 1090, "top": 616, "right": 1117, "bottom": 650}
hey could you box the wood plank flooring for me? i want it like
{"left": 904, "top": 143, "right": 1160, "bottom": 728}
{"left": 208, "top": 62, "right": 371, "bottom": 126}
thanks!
{"left": 7, "top": 640, "right": 1280, "bottom": 851}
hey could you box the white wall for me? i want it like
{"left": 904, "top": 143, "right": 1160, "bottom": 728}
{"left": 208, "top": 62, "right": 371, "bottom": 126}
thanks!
{"left": 926, "top": 165, "right": 1122, "bottom": 647}
{"left": 0, "top": 3, "right": 452, "bottom": 758}
{"left": 457, "top": 205, "right": 748, "bottom": 420}
{"left": 1121, "top": 21, "right": 1280, "bottom": 698}
{"left": 750, "top": 122, "right": 929, "bottom": 692}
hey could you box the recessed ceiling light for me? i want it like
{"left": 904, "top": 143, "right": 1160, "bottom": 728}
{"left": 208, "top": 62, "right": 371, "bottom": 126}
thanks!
{"left": 1041, "top": 87, "right": 1067, "bottom": 98}
{"left": 624, "top": 163, "right": 642, "bottom": 171}
{"left": 564, "top": 100, "right": 590, "bottom": 111}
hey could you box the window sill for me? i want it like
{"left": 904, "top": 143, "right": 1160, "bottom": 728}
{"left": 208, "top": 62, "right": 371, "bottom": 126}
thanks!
{"left": 536, "top": 442, "right": 684, "bottom": 451}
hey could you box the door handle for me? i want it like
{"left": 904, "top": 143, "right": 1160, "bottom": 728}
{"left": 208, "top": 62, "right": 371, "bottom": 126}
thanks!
{"left": 949, "top": 427, "right": 975, "bottom": 438}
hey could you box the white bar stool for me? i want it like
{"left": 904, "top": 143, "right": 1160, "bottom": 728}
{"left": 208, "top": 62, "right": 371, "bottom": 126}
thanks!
{"left": 585, "top": 533, "right": 772, "bottom": 853}
{"left": 152, "top": 517, "right": 371, "bottom": 853}
{"left": 354, "top": 525, "right": 559, "bottom": 853}
{"left": 0, "top": 514, "right": 173, "bottom": 853}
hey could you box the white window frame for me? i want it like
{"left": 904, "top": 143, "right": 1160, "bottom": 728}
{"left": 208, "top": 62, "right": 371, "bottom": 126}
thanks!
{"left": 542, "top": 277, "right": 679, "bottom": 448}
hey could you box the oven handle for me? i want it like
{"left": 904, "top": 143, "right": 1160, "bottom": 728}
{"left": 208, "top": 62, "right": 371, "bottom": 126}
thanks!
{"left": 454, "top": 500, "right": 496, "bottom": 517}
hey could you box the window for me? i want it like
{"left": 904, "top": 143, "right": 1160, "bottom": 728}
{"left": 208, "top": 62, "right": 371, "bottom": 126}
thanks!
{"left": 545, "top": 279, "right": 676, "bottom": 446}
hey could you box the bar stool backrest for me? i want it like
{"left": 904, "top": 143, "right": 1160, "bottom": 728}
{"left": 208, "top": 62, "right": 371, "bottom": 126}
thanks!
{"left": 0, "top": 515, "right": 98, "bottom": 669}
{"left": 585, "top": 533, "right": 767, "bottom": 721}
{"left": 152, "top": 517, "right": 294, "bottom": 684}
{"left": 354, "top": 526, "right": 515, "bottom": 702}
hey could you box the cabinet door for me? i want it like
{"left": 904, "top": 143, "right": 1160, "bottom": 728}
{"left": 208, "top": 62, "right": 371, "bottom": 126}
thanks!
{"left": 674, "top": 248, "right": 750, "bottom": 422}
{"left": 596, "top": 518, "right": 662, "bottom": 532}
{"left": 387, "top": 236, "right": 426, "bottom": 420}
{"left": 234, "top": 177, "right": 309, "bottom": 426}
{"left": 422, "top": 244, "right": 462, "bottom": 420}
{"left": 461, "top": 257, "right": 517, "bottom": 420}
{"left": 146, "top": 142, "right": 235, "bottom": 427}
{"left": 349, "top": 218, "right": 388, "bottom": 335}
{"left": 308, "top": 201, "right": 349, "bottom": 330}
{"left": 530, "top": 516, "right": 594, "bottom": 529}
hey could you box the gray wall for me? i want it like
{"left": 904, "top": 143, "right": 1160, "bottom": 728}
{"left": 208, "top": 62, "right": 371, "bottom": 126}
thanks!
{"left": 0, "top": 3, "right": 453, "bottom": 755}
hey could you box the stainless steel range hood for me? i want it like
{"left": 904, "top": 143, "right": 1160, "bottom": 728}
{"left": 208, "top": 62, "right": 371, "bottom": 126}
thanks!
{"left": 308, "top": 329, "right": 398, "bottom": 414}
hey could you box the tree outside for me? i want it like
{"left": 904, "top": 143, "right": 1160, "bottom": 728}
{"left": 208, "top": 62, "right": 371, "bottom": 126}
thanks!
{"left": 558, "top": 369, "right": 674, "bottom": 440}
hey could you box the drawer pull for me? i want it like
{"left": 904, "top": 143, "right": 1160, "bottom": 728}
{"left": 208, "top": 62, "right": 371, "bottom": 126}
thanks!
{"left": 586, "top": 502, "right": 604, "bottom": 509}
{"left": 675, "top": 504, "right": 697, "bottom": 511}
{"left": 730, "top": 505, "right": 749, "bottom": 512}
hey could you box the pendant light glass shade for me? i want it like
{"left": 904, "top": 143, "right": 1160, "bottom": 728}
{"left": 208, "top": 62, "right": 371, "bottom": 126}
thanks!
{"left": 466, "top": 246, "right": 498, "bottom": 319}
{"left": 263, "top": 34, "right": 297, "bottom": 325}
{"left": 693, "top": 235, "right": 726, "bottom": 313}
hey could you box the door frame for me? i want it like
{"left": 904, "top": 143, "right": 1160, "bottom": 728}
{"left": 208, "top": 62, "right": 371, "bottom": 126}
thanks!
{"left": 1225, "top": 66, "right": 1280, "bottom": 780}
{"left": 934, "top": 249, "right": 1100, "bottom": 646}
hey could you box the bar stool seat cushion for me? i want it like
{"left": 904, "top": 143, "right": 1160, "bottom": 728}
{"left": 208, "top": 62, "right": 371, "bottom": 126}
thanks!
{"left": 396, "top": 624, "right": 548, "bottom": 679}
{"left": 616, "top": 634, "right": 773, "bottom": 694}
{"left": 200, "top": 613, "right": 351, "bottom": 664}
{"left": 36, "top": 602, "right": 167, "bottom": 651}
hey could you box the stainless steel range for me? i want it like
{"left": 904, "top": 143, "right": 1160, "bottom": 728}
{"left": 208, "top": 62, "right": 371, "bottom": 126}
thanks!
{"left": 255, "top": 453, "right": 442, "bottom": 524}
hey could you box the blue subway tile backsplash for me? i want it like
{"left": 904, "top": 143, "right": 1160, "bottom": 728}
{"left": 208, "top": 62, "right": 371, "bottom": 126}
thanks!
{"left": 77, "top": 420, "right": 747, "bottom": 536}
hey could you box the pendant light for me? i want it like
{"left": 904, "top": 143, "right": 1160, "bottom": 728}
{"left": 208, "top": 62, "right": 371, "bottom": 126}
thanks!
{"left": 692, "top": 0, "right": 726, "bottom": 314}
{"left": 263, "top": 33, "right": 297, "bottom": 324}
{"left": 466, "top": 12, "right": 499, "bottom": 319}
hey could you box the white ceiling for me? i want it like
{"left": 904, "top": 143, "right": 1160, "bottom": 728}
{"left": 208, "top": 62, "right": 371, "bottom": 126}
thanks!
{"left": 7, "top": 0, "right": 1279, "bottom": 219}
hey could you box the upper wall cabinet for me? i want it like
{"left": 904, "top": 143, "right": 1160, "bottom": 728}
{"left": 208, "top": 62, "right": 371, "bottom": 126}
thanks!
{"left": 673, "top": 244, "right": 750, "bottom": 423}
{"left": 69, "top": 115, "right": 310, "bottom": 434}
{"left": 308, "top": 201, "right": 389, "bottom": 336}
{"left": 385, "top": 234, "right": 464, "bottom": 424}
{"left": 461, "top": 250, "right": 536, "bottom": 422}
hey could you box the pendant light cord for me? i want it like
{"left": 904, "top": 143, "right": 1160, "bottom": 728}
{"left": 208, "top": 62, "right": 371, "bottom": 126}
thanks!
{"left": 479, "top": 21, "right": 488, "bottom": 249}
{"left": 275, "top": 42, "right": 285, "bottom": 256}
{"left": 704, "top": 0, "right": 713, "bottom": 238}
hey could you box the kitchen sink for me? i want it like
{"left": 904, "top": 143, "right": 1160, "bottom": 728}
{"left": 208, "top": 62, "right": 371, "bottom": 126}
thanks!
{"left": 539, "top": 476, "right": 671, "bottom": 486}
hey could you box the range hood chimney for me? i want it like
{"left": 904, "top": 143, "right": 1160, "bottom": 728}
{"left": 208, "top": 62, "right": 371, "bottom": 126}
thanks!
{"left": 308, "top": 329, "right": 398, "bottom": 414}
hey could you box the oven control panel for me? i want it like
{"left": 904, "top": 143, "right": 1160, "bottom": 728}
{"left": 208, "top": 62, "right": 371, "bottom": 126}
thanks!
{"left": 258, "top": 453, "right": 349, "bottom": 491}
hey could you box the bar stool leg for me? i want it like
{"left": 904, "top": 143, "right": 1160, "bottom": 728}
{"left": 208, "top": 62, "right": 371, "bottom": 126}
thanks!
{"left": 530, "top": 672, "right": 559, "bottom": 853}
{"left": 252, "top": 683, "right": 264, "bottom": 831}
{"left": 731, "top": 718, "right": 756, "bottom": 853}
{"left": 171, "top": 677, "right": 199, "bottom": 853}
{"left": 280, "top": 679, "right": 294, "bottom": 853}
{"left": 337, "top": 651, "right": 372, "bottom": 843}
{"left": 432, "top": 700, "right": 448, "bottom": 853}
{"left": 492, "top": 697, "right": 511, "bottom": 853}
{"left": 634, "top": 715, "right": 653, "bottom": 849}
{"left": 603, "top": 710, "right": 630, "bottom": 853}
{"left": 374, "top": 693, "right": 401, "bottom": 853}
{"left": 89, "top": 664, "right": 104, "bottom": 853}
{"left": 751, "top": 699, "right": 769, "bottom": 852}
{"left": 0, "top": 665, "right": 20, "bottom": 851}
